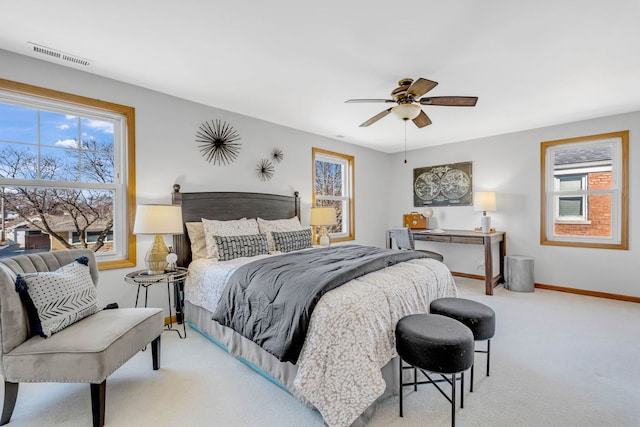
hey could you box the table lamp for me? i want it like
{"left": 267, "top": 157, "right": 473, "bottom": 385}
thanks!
{"left": 310, "top": 207, "right": 337, "bottom": 247}
{"left": 133, "top": 204, "right": 183, "bottom": 274}
{"left": 474, "top": 192, "right": 496, "bottom": 234}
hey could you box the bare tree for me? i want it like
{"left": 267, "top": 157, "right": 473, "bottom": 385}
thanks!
{"left": 0, "top": 140, "right": 114, "bottom": 252}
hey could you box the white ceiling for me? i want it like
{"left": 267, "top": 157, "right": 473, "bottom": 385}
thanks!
{"left": 2, "top": 1, "right": 640, "bottom": 153}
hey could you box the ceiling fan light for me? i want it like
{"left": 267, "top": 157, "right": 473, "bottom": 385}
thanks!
{"left": 392, "top": 103, "right": 421, "bottom": 120}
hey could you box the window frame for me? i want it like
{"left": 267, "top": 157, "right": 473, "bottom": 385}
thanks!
{"left": 0, "top": 78, "right": 136, "bottom": 269}
{"left": 312, "top": 147, "right": 355, "bottom": 242}
{"left": 540, "top": 130, "right": 628, "bottom": 249}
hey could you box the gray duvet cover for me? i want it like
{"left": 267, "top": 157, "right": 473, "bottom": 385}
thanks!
{"left": 212, "top": 244, "right": 427, "bottom": 363}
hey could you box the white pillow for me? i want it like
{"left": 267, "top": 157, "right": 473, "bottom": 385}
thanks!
{"left": 257, "top": 217, "right": 304, "bottom": 252}
{"left": 203, "top": 218, "right": 260, "bottom": 259}
{"left": 185, "top": 222, "right": 207, "bottom": 260}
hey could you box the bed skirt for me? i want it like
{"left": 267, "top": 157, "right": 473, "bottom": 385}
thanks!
{"left": 185, "top": 300, "right": 399, "bottom": 426}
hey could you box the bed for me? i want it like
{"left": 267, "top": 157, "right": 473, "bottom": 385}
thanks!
{"left": 171, "top": 185, "right": 458, "bottom": 427}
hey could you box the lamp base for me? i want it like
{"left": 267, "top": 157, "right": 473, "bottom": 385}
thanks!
{"left": 318, "top": 226, "right": 331, "bottom": 247}
{"left": 480, "top": 215, "right": 491, "bottom": 234}
{"left": 145, "top": 234, "right": 169, "bottom": 275}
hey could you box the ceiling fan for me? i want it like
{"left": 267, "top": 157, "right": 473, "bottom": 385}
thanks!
{"left": 346, "top": 77, "right": 478, "bottom": 128}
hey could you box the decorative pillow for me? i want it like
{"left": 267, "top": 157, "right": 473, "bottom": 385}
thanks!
{"left": 14, "top": 256, "right": 98, "bottom": 338}
{"left": 257, "top": 217, "right": 304, "bottom": 252}
{"left": 185, "top": 222, "right": 207, "bottom": 260}
{"left": 214, "top": 234, "right": 269, "bottom": 261}
{"left": 203, "top": 218, "right": 260, "bottom": 259}
{"left": 272, "top": 228, "right": 313, "bottom": 253}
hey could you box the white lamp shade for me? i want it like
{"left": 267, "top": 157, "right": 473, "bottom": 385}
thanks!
{"left": 474, "top": 192, "right": 497, "bottom": 212}
{"left": 391, "top": 103, "right": 421, "bottom": 120}
{"left": 133, "top": 204, "right": 184, "bottom": 235}
{"left": 310, "top": 207, "right": 337, "bottom": 226}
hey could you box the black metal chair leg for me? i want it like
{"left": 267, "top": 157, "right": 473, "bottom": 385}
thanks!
{"left": 151, "top": 335, "right": 161, "bottom": 370}
{"left": 0, "top": 381, "right": 18, "bottom": 426}
{"left": 90, "top": 381, "right": 106, "bottom": 427}
{"left": 470, "top": 363, "right": 474, "bottom": 392}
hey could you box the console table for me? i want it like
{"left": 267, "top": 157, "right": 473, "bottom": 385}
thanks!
{"left": 387, "top": 229, "right": 506, "bottom": 295}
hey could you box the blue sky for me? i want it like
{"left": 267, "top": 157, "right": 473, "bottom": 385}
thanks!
{"left": 0, "top": 102, "right": 114, "bottom": 150}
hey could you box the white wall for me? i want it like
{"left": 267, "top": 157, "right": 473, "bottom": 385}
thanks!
{"left": 2, "top": 48, "right": 638, "bottom": 303}
{"left": 0, "top": 49, "right": 391, "bottom": 312}
{"left": 387, "top": 112, "right": 639, "bottom": 298}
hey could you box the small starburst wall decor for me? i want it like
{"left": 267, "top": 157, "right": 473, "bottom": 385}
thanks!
{"left": 271, "top": 147, "right": 284, "bottom": 163}
{"left": 196, "top": 120, "right": 241, "bottom": 165}
{"left": 256, "top": 158, "right": 275, "bottom": 181}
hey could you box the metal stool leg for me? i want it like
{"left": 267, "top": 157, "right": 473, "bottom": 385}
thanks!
{"left": 399, "top": 357, "right": 404, "bottom": 417}
{"left": 451, "top": 373, "right": 456, "bottom": 427}
{"left": 460, "top": 371, "right": 464, "bottom": 408}
{"left": 470, "top": 363, "right": 474, "bottom": 392}
{"left": 487, "top": 339, "right": 491, "bottom": 376}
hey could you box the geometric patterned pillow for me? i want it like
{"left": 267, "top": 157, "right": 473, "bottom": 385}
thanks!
{"left": 214, "top": 234, "right": 269, "bottom": 261}
{"left": 256, "top": 217, "right": 304, "bottom": 252}
{"left": 272, "top": 228, "right": 313, "bottom": 253}
{"left": 203, "top": 218, "right": 260, "bottom": 259}
{"left": 15, "top": 256, "right": 98, "bottom": 338}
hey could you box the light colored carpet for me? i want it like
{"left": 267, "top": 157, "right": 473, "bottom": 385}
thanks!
{"left": 2, "top": 278, "right": 639, "bottom": 426}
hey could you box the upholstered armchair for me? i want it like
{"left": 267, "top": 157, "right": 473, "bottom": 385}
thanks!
{"left": 0, "top": 249, "right": 164, "bottom": 427}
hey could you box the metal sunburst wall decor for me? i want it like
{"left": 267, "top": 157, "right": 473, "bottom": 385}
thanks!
{"left": 271, "top": 147, "right": 284, "bottom": 163}
{"left": 196, "top": 119, "right": 241, "bottom": 165}
{"left": 256, "top": 158, "right": 275, "bottom": 181}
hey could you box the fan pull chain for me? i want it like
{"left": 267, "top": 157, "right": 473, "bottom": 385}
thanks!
{"left": 404, "top": 120, "right": 408, "bottom": 164}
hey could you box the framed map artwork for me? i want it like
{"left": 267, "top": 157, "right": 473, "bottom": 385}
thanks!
{"left": 413, "top": 161, "right": 473, "bottom": 207}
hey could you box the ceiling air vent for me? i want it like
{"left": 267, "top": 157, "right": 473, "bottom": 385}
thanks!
{"left": 28, "top": 42, "right": 91, "bottom": 67}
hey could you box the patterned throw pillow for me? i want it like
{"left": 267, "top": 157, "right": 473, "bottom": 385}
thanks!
{"left": 214, "top": 234, "right": 269, "bottom": 261}
{"left": 272, "top": 228, "right": 313, "bottom": 253}
{"left": 203, "top": 218, "right": 260, "bottom": 259}
{"left": 14, "top": 256, "right": 98, "bottom": 338}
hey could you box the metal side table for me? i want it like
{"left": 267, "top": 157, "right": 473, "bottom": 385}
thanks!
{"left": 125, "top": 267, "right": 188, "bottom": 338}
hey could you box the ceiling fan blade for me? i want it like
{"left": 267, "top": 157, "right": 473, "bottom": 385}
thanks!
{"left": 345, "top": 99, "right": 395, "bottom": 103}
{"left": 419, "top": 96, "right": 478, "bottom": 106}
{"left": 406, "top": 78, "right": 438, "bottom": 98}
{"left": 359, "top": 108, "right": 392, "bottom": 127}
{"left": 412, "top": 110, "right": 432, "bottom": 128}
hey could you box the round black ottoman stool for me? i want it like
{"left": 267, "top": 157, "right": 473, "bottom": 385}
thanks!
{"left": 430, "top": 297, "right": 496, "bottom": 392}
{"left": 395, "top": 314, "right": 474, "bottom": 427}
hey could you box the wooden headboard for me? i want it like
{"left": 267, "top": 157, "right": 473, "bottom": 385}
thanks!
{"left": 171, "top": 184, "right": 300, "bottom": 267}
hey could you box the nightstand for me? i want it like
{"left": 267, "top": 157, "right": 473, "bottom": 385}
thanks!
{"left": 125, "top": 268, "right": 188, "bottom": 338}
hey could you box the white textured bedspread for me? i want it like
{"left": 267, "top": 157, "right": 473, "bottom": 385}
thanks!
{"left": 185, "top": 254, "right": 458, "bottom": 427}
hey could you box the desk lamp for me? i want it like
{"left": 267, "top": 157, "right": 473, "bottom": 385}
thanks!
{"left": 474, "top": 192, "right": 496, "bottom": 234}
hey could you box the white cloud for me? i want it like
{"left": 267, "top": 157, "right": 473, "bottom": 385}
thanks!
{"left": 57, "top": 124, "right": 70, "bottom": 130}
{"left": 55, "top": 139, "right": 79, "bottom": 148}
{"left": 65, "top": 114, "right": 77, "bottom": 120}
{"left": 84, "top": 119, "right": 113, "bottom": 134}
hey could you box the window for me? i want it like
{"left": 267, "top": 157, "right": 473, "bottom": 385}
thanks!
{"left": 0, "top": 79, "right": 136, "bottom": 269}
{"left": 556, "top": 174, "right": 588, "bottom": 221}
{"left": 541, "top": 131, "right": 628, "bottom": 249}
{"left": 312, "top": 148, "right": 355, "bottom": 242}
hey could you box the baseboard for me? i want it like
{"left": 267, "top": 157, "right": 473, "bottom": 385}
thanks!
{"left": 451, "top": 272, "right": 485, "bottom": 281}
{"left": 534, "top": 283, "right": 640, "bottom": 303}
{"left": 451, "top": 272, "right": 639, "bottom": 303}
